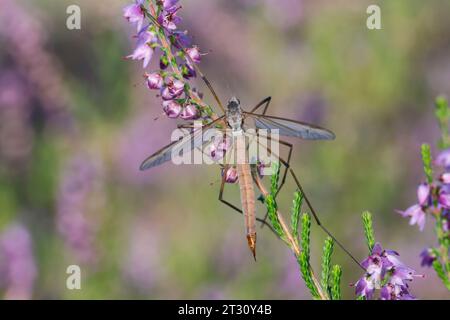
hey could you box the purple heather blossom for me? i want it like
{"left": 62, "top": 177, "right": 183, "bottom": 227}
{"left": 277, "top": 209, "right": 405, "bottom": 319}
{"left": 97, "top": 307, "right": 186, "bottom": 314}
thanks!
{"left": 180, "top": 104, "right": 199, "bottom": 120}
{"left": 161, "top": 77, "right": 185, "bottom": 100}
{"left": 398, "top": 204, "right": 426, "bottom": 231}
{"left": 354, "top": 242, "right": 421, "bottom": 300}
{"left": 417, "top": 183, "right": 431, "bottom": 205}
{"left": 145, "top": 72, "right": 164, "bottom": 90}
{"left": 126, "top": 29, "right": 158, "bottom": 68}
{"left": 435, "top": 148, "right": 450, "bottom": 170}
{"left": 171, "top": 30, "right": 191, "bottom": 48}
{"left": 210, "top": 136, "right": 232, "bottom": 162}
{"left": 440, "top": 172, "right": 450, "bottom": 184}
{"left": 222, "top": 167, "right": 238, "bottom": 183}
{"left": 182, "top": 63, "right": 196, "bottom": 79}
{"left": 439, "top": 189, "right": 450, "bottom": 209}
{"left": 420, "top": 248, "right": 437, "bottom": 267}
{"left": 355, "top": 274, "right": 377, "bottom": 299}
{"left": 161, "top": 0, "right": 179, "bottom": 10}
{"left": 163, "top": 100, "right": 182, "bottom": 118}
{"left": 123, "top": 0, "right": 145, "bottom": 31}
{"left": 257, "top": 161, "right": 271, "bottom": 177}
{"left": 0, "top": 224, "right": 37, "bottom": 300}
{"left": 380, "top": 282, "right": 415, "bottom": 300}
{"left": 186, "top": 46, "right": 202, "bottom": 64}
{"left": 157, "top": 5, "right": 182, "bottom": 31}
{"left": 397, "top": 183, "right": 430, "bottom": 231}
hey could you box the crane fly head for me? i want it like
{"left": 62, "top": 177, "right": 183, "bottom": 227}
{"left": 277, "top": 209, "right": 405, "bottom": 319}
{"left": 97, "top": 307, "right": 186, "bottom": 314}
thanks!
{"left": 226, "top": 96, "right": 243, "bottom": 131}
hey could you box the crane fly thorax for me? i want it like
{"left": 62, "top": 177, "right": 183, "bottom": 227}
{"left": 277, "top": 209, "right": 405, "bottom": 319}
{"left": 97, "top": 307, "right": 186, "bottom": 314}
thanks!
{"left": 226, "top": 96, "right": 243, "bottom": 133}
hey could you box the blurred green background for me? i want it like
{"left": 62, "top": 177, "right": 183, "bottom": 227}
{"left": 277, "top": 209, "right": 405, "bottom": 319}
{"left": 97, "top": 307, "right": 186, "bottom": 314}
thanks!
{"left": 0, "top": 0, "right": 449, "bottom": 299}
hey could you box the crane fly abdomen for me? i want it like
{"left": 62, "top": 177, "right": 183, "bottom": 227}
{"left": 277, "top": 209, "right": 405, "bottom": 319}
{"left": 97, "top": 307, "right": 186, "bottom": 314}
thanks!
{"left": 235, "top": 133, "right": 257, "bottom": 260}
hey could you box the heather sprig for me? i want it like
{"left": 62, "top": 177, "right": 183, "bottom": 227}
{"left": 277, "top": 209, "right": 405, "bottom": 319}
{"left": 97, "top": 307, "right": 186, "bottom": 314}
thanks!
{"left": 321, "top": 237, "right": 334, "bottom": 297}
{"left": 362, "top": 211, "right": 375, "bottom": 252}
{"left": 330, "top": 265, "right": 342, "bottom": 300}
{"left": 421, "top": 144, "right": 433, "bottom": 184}
{"left": 298, "top": 213, "right": 320, "bottom": 299}
{"left": 291, "top": 191, "right": 303, "bottom": 241}
{"left": 123, "top": 0, "right": 216, "bottom": 122}
{"left": 266, "top": 163, "right": 285, "bottom": 239}
{"left": 398, "top": 96, "right": 450, "bottom": 291}
{"left": 263, "top": 163, "right": 343, "bottom": 300}
{"left": 435, "top": 96, "right": 450, "bottom": 149}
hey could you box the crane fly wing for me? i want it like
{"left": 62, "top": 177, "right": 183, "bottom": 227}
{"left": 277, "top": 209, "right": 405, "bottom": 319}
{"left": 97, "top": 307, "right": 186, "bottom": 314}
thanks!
{"left": 140, "top": 116, "right": 225, "bottom": 170}
{"left": 244, "top": 112, "right": 335, "bottom": 140}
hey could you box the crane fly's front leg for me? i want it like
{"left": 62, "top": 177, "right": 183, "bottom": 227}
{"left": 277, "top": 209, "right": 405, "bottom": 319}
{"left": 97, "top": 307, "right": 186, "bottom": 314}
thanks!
{"left": 250, "top": 96, "right": 272, "bottom": 115}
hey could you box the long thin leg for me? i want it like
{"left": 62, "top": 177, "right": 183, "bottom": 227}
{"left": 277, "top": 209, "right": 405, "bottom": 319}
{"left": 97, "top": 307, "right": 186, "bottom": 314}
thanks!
{"left": 250, "top": 96, "right": 272, "bottom": 115}
{"left": 218, "top": 165, "right": 277, "bottom": 235}
{"left": 288, "top": 168, "right": 363, "bottom": 269}
{"left": 253, "top": 136, "right": 363, "bottom": 269}
{"left": 177, "top": 123, "right": 195, "bottom": 129}
{"left": 258, "top": 138, "right": 292, "bottom": 228}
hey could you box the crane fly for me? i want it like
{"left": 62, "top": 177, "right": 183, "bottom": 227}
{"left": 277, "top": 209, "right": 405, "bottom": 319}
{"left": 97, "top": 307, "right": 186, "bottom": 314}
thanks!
{"left": 139, "top": 96, "right": 338, "bottom": 260}
{"left": 139, "top": 10, "right": 362, "bottom": 268}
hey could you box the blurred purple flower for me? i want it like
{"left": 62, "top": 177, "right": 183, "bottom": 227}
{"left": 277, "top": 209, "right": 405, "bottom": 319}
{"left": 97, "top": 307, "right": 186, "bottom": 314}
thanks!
{"left": 56, "top": 156, "right": 98, "bottom": 264}
{"left": 123, "top": 216, "right": 163, "bottom": 293}
{"left": 398, "top": 205, "right": 426, "bottom": 231}
{"left": 397, "top": 183, "right": 430, "bottom": 231}
{"left": 171, "top": 30, "right": 191, "bottom": 48}
{"left": 440, "top": 172, "right": 450, "bottom": 184}
{"left": 0, "top": 0, "right": 75, "bottom": 131}
{"left": 435, "top": 149, "right": 450, "bottom": 170}
{"left": 163, "top": 100, "right": 182, "bottom": 118}
{"left": 0, "top": 71, "right": 33, "bottom": 168}
{"left": 123, "top": 0, "right": 145, "bottom": 31}
{"left": 0, "top": 224, "right": 37, "bottom": 300}
{"left": 126, "top": 29, "right": 158, "bottom": 68}
{"left": 162, "top": 0, "right": 179, "bottom": 10}
{"left": 116, "top": 111, "right": 169, "bottom": 185}
{"left": 420, "top": 248, "right": 436, "bottom": 267}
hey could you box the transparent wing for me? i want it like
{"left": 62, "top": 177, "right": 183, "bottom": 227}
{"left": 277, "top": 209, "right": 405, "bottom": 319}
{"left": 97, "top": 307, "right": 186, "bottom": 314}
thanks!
{"left": 140, "top": 117, "right": 224, "bottom": 170}
{"left": 244, "top": 112, "right": 335, "bottom": 140}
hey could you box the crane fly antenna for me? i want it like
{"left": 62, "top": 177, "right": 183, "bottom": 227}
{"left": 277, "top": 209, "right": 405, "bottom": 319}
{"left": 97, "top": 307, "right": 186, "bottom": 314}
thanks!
{"left": 289, "top": 168, "right": 365, "bottom": 270}
{"left": 145, "top": 11, "right": 226, "bottom": 114}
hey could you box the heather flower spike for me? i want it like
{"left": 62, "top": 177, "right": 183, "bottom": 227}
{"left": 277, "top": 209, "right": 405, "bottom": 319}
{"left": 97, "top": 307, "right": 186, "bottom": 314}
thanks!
{"left": 354, "top": 213, "right": 421, "bottom": 300}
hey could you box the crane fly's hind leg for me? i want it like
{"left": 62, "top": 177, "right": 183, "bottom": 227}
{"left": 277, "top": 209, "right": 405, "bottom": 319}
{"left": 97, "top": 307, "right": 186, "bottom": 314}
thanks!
{"left": 258, "top": 138, "right": 293, "bottom": 228}
{"left": 218, "top": 166, "right": 277, "bottom": 236}
{"left": 288, "top": 167, "right": 364, "bottom": 269}
{"left": 250, "top": 96, "right": 272, "bottom": 115}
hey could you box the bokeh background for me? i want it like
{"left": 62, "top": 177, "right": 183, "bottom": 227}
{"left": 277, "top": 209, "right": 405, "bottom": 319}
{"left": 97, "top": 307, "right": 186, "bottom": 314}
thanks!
{"left": 0, "top": 0, "right": 449, "bottom": 299}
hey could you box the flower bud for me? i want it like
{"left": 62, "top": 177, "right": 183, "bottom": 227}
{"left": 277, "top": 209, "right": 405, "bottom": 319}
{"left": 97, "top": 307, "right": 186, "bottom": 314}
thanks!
{"left": 146, "top": 73, "right": 163, "bottom": 90}
{"left": 163, "top": 100, "right": 182, "bottom": 118}
{"left": 186, "top": 46, "right": 201, "bottom": 63}
{"left": 222, "top": 167, "right": 238, "bottom": 183}
{"left": 180, "top": 104, "right": 199, "bottom": 120}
